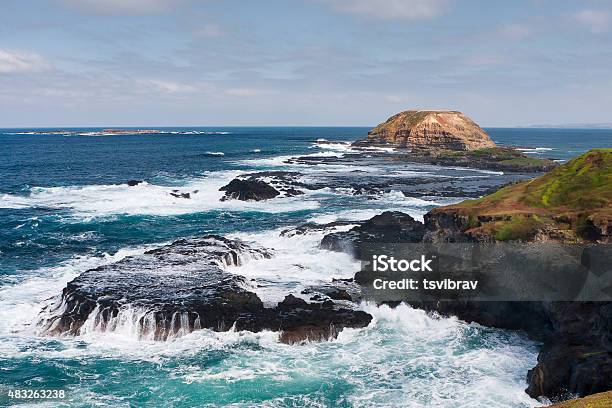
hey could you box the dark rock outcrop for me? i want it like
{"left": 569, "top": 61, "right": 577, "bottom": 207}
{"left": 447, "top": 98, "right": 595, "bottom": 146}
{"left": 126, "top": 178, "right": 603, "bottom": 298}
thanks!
{"left": 220, "top": 171, "right": 306, "bottom": 201}
{"left": 127, "top": 180, "right": 143, "bottom": 186}
{"left": 525, "top": 302, "right": 612, "bottom": 400}
{"left": 220, "top": 179, "right": 280, "bottom": 201}
{"left": 39, "top": 235, "right": 371, "bottom": 343}
{"left": 320, "top": 211, "right": 426, "bottom": 258}
{"left": 302, "top": 286, "right": 354, "bottom": 302}
{"left": 170, "top": 191, "right": 191, "bottom": 199}
{"left": 394, "top": 147, "right": 558, "bottom": 173}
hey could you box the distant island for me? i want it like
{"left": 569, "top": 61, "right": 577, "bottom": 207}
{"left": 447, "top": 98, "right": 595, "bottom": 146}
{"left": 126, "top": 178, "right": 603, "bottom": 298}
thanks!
{"left": 354, "top": 109, "right": 557, "bottom": 172}
{"left": 18, "top": 129, "right": 163, "bottom": 136}
{"left": 356, "top": 109, "right": 495, "bottom": 151}
{"left": 9, "top": 129, "right": 231, "bottom": 136}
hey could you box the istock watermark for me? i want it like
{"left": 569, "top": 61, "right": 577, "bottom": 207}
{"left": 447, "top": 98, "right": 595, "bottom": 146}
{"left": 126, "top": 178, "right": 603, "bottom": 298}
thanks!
{"left": 358, "top": 243, "right": 612, "bottom": 302}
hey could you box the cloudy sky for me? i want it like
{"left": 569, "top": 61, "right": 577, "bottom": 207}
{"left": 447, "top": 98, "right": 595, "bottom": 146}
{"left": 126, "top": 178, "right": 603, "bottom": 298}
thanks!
{"left": 1, "top": 0, "right": 611, "bottom": 127}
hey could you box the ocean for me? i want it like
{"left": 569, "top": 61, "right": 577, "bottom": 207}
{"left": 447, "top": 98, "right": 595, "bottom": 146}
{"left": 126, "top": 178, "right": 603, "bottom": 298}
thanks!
{"left": 1, "top": 127, "right": 610, "bottom": 407}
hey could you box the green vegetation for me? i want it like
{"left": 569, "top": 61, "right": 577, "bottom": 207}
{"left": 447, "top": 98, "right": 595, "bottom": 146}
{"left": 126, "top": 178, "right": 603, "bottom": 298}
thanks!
{"left": 499, "top": 157, "right": 552, "bottom": 168}
{"left": 495, "top": 215, "right": 542, "bottom": 241}
{"left": 468, "top": 147, "right": 520, "bottom": 160}
{"left": 521, "top": 148, "right": 612, "bottom": 210}
{"left": 433, "top": 147, "right": 557, "bottom": 172}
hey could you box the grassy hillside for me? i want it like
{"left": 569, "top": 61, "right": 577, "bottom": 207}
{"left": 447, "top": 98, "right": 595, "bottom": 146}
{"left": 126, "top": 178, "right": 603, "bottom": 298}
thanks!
{"left": 432, "top": 149, "right": 612, "bottom": 241}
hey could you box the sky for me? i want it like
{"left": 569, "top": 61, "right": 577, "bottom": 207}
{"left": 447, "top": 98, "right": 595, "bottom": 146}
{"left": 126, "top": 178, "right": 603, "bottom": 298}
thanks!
{"left": 1, "top": 0, "right": 611, "bottom": 127}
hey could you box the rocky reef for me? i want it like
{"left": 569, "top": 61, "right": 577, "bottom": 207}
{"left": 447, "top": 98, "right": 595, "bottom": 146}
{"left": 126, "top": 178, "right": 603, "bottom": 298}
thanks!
{"left": 39, "top": 235, "right": 371, "bottom": 343}
{"left": 355, "top": 110, "right": 495, "bottom": 151}
{"left": 396, "top": 146, "right": 558, "bottom": 172}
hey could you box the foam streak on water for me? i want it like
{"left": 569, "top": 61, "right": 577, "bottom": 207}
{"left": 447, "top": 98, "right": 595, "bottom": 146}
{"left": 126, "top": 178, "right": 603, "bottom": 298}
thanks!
{"left": 0, "top": 170, "right": 321, "bottom": 218}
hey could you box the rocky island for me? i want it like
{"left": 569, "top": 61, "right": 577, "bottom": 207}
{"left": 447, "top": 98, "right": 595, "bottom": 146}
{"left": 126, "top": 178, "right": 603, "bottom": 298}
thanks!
{"left": 357, "top": 109, "right": 495, "bottom": 151}
{"left": 354, "top": 109, "right": 558, "bottom": 172}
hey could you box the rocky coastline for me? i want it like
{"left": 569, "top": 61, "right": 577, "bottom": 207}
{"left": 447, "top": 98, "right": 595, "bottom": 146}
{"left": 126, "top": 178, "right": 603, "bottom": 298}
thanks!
{"left": 36, "top": 113, "right": 610, "bottom": 406}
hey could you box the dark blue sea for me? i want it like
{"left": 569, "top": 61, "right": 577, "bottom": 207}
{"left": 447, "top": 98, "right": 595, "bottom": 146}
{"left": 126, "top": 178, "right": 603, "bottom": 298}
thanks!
{"left": 0, "top": 127, "right": 610, "bottom": 407}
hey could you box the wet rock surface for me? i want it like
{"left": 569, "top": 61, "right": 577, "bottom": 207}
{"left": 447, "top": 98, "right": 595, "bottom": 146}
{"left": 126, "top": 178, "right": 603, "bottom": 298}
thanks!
{"left": 40, "top": 235, "right": 371, "bottom": 343}
{"left": 280, "top": 220, "right": 360, "bottom": 238}
{"left": 220, "top": 179, "right": 280, "bottom": 201}
{"left": 320, "top": 211, "right": 426, "bottom": 259}
{"left": 220, "top": 171, "right": 306, "bottom": 201}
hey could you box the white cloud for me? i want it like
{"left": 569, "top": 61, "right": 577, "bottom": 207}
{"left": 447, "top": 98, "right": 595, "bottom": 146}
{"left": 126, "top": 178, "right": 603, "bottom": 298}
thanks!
{"left": 321, "top": 0, "right": 450, "bottom": 20}
{"left": 60, "top": 0, "right": 180, "bottom": 15}
{"left": 573, "top": 9, "right": 610, "bottom": 33}
{"left": 0, "top": 49, "right": 50, "bottom": 74}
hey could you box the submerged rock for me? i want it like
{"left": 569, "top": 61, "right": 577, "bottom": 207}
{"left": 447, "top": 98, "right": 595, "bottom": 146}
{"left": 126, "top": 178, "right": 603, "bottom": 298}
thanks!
{"left": 170, "top": 191, "right": 191, "bottom": 199}
{"left": 39, "top": 235, "right": 371, "bottom": 343}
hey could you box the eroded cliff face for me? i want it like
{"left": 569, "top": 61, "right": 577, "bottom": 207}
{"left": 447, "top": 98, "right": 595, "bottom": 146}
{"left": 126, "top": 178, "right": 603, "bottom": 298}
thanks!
{"left": 365, "top": 110, "right": 496, "bottom": 151}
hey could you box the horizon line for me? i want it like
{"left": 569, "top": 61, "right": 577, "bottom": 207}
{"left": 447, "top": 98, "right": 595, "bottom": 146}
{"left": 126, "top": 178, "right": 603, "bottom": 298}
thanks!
{"left": 1, "top": 124, "right": 612, "bottom": 130}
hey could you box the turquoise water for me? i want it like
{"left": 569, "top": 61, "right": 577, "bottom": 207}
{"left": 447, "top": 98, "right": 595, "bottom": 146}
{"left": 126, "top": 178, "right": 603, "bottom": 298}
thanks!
{"left": 1, "top": 127, "right": 610, "bottom": 407}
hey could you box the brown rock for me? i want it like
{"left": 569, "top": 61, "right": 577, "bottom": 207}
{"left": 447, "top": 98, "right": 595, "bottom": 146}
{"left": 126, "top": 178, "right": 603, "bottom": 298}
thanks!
{"left": 365, "top": 110, "right": 495, "bottom": 151}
